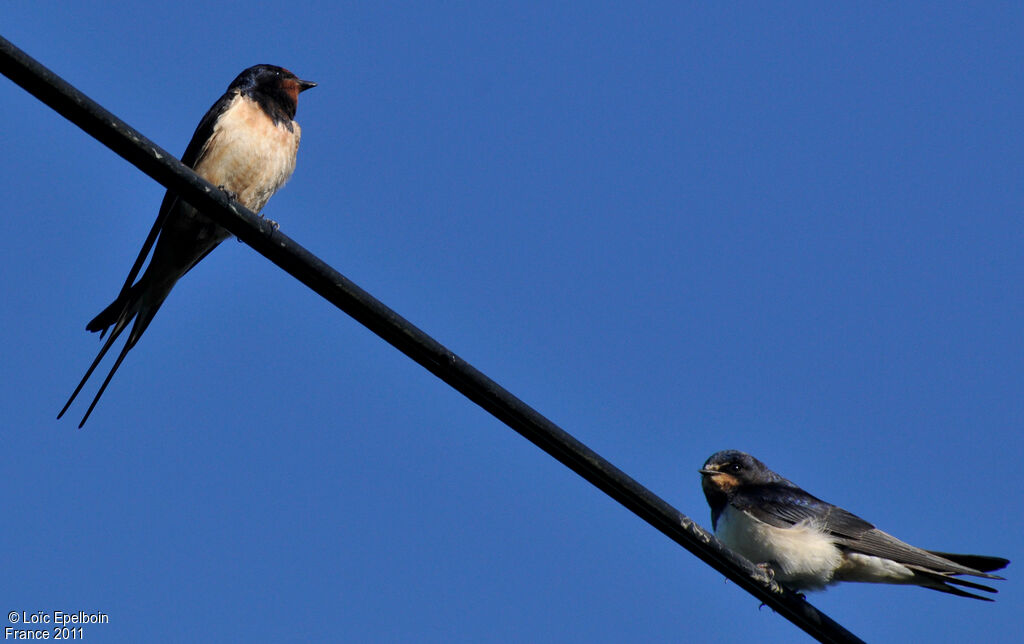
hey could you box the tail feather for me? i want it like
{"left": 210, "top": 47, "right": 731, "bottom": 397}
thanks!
{"left": 926, "top": 551, "right": 1009, "bottom": 577}
{"left": 907, "top": 556, "right": 1008, "bottom": 602}
{"left": 920, "top": 580, "right": 996, "bottom": 602}
{"left": 911, "top": 568, "right": 1000, "bottom": 601}
{"left": 76, "top": 339, "right": 134, "bottom": 428}
{"left": 86, "top": 289, "right": 132, "bottom": 337}
{"left": 60, "top": 276, "right": 172, "bottom": 427}
{"left": 57, "top": 321, "right": 130, "bottom": 421}
{"left": 941, "top": 575, "right": 1000, "bottom": 594}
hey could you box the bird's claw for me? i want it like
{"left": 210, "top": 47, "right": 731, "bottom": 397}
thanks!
{"left": 217, "top": 185, "right": 240, "bottom": 202}
{"left": 257, "top": 213, "right": 280, "bottom": 233}
{"left": 755, "top": 562, "right": 776, "bottom": 581}
{"left": 754, "top": 562, "right": 790, "bottom": 596}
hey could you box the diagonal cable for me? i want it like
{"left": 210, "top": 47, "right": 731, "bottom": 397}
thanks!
{"left": 1, "top": 34, "right": 863, "bottom": 644}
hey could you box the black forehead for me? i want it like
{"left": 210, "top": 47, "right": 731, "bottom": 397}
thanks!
{"left": 704, "top": 450, "right": 763, "bottom": 469}
{"left": 228, "top": 65, "right": 296, "bottom": 90}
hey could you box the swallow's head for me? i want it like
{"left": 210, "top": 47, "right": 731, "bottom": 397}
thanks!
{"left": 229, "top": 65, "right": 317, "bottom": 120}
{"left": 699, "top": 450, "right": 774, "bottom": 498}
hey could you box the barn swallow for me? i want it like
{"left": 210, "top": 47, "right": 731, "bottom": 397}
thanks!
{"left": 700, "top": 450, "right": 1009, "bottom": 600}
{"left": 58, "top": 65, "right": 316, "bottom": 427}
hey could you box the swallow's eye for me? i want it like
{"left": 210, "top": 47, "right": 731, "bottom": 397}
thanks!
{"left": 727, "top": 463, "right": 742, "bottom": 473}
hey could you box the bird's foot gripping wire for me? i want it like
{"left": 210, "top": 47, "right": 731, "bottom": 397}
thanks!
{"left": 753, "top": 562, "right": 797, "bottom": 608}
{"left": 217, "top": 185, "right": 240, "bottom": 202}
{"left": 755, "top": 562, "right": 777, "bottom": 581}
{"left": 257, "top": 213, "right": 280, "bottom": 233}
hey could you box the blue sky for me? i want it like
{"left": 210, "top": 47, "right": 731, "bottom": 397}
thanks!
{"left": 2, "top": 3, "right": 1020, "bottom": 642}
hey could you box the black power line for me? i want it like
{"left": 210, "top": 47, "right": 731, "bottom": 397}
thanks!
{"left": 1, "top": 34, "right": 863, "bottom": 644}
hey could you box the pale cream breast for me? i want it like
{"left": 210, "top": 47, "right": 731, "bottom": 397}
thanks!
{"left": 193, "top": 92, "right": 301, "bottom": 214}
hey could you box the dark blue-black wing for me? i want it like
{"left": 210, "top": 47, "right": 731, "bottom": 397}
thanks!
{"left": 112, "top": 89, "right": 237, "bottom": 301}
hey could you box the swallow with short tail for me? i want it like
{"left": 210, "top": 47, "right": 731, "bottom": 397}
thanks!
{"left": 59, "top": 65, "right": 316, "bottom": 427}
{"left": 700, "top": 450, "right": 1009, "bottom": 600}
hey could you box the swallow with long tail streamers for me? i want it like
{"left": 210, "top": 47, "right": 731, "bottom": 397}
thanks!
{"left": 59, "top": 65, "right": 316, "bottom": 427}
{"left": 700, "top": 450, "right": 1009, "bottom": 600}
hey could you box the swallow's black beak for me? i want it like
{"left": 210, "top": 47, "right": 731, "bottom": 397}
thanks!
{"left": 698, "top": 467, "right": 718, "bottom": 476}
{"left": 297, "top": 80, "right": 317, "bottom": 92}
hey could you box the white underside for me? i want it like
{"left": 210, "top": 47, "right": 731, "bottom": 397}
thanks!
{"left": 835, "top": 552, "right": 917, "bottom": 585}
{"left": 716, "top": 507, "right": 918, "bottom": 590}
{"left": 716, "top": 506, "right": 842, "bottom": 590}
